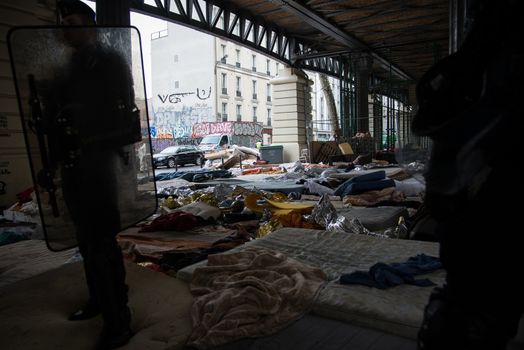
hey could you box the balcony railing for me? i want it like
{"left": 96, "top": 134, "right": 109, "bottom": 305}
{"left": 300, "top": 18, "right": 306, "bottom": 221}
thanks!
{"left": 236, "top": 90, "right": 241, "bottom": 97}
{"left": 252, "top": 93, "right": 257, "bottom": 100}
{"left": 267, "top": 96, "right": 271, "bottom": 102}
{"left": 236, "top": 62, "right": 241, "bottom": 68}
{"left": 221, "top": 88, "right": 228, "bottom": 95}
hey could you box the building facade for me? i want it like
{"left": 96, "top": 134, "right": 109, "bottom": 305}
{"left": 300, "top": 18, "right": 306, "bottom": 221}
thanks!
{"left": 150, "top": 22, "right": 279, "bottom": 147}
{"left": 150, "top": 24, "right": 215, "bottom": 144}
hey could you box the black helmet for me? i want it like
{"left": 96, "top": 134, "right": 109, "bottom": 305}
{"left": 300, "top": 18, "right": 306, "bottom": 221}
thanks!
{"left": 57, "top": 0, "right": 96, "bottom": 23}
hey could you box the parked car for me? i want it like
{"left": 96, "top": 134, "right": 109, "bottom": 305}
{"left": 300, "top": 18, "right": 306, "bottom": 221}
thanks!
{"left": 152, "top": 145, "right": 204, "bottom": 168}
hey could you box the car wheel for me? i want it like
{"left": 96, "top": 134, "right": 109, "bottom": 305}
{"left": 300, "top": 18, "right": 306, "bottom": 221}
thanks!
{"left": 196, "top": 155, "right": 203, "bottom": 166}
{"left": 167, "top": 158, "right": 176, "bottom": 168}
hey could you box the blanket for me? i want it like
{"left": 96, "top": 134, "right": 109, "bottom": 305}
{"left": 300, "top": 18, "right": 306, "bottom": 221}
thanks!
{"left": 187, "top": 247, "right": 327, "bottom": 349}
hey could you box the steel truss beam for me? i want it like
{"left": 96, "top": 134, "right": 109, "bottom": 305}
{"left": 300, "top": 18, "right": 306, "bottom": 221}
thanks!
{"left": 131, "top": 1, "right": 292, "bottom": 65}
{"left": 129, "top": 0, "right": 361, "bottom": 79}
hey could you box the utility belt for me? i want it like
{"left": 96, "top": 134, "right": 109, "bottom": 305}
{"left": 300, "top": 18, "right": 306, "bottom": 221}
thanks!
{"left": 50, "top": 104, "right": 142, "bottom": 168}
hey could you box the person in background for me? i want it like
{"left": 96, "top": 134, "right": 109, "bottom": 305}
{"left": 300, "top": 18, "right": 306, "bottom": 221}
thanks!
{"left": 414, "top": 1, "right": 523, "bottom": 349}
{"left": 46, "top": 1, "right": 136, "bottom": 348}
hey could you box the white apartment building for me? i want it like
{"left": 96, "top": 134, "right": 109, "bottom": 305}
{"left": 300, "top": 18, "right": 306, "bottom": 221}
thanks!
{"left": 215, "top": 39, "right": 279, "bottom": 127}
{"left": 150, "top": 22, "right": 280, "bottom": 142}
{"left": 150, "top": 24, "right": 215, "bottom": 140}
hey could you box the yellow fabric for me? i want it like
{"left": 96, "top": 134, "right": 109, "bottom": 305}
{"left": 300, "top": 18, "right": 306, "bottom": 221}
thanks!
{"left": 244, "top": 194, "right": 314, "bottom": 215}
{"left": 338, "top": 142, "right": 354, "bottom": 155}
{"left": 266, "top": 199, "right": 313, "bottom": 213}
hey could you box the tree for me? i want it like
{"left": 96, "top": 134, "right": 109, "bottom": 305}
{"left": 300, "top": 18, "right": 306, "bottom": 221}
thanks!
{"left": 319, "top": 73, "right": 341, "bottom": 140}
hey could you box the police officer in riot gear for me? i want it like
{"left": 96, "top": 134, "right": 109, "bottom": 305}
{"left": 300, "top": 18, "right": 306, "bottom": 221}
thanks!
{"left": 415, "top": 1, "right": 523, "bottom": 349}
{"left": 46, "top": 1, "right": 137, "bottom": 348}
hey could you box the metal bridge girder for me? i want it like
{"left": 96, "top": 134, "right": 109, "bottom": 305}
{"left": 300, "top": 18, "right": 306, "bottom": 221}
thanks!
{"left": 130, "top": 0, "right": 351, "bottom": 78}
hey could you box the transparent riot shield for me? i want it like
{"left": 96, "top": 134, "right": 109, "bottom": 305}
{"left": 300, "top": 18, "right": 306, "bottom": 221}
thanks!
{"left": 394, "top": 109, "right": 431, "bottom": 185}
{"left": 7, "top": 26, "right": 157, "bottom": 251}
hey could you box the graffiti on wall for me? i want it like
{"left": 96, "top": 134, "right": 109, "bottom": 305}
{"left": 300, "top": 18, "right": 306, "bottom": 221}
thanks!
{"left": 157, "top": 86, "right": 211, "bottom": 105}
{"left": 196, "top": 87, "right": 211, "bottom": 100}
{"left": 157, "top": 91, "right": 194, "bottom": 104}
{"left": 151, "top": 86, "right": 213, "bottom": 140}
{"left": 192, "top": 121, "right": 263, "bottom": 138}
{"left": 192, "top": 121, "right": 232, "bottom": 137}
{"left": 233, "top": 122, "right": 264, "bottom": 137}
{"left": 151, "top": 138, "right": 175, "bottom": 153}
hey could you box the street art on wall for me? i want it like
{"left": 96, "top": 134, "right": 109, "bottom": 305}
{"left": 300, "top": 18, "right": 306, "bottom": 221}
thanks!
{"left": 190, "top": 121, "right": 264, "bottom": 148}
{"left": 150, "top": 86, "right": 213, "bottom": 141}
{"left": 192, "top": 121, "right": 264, "bottom": 138}
{"left": 157, "top": 87, "right": 211, "bottom": 104}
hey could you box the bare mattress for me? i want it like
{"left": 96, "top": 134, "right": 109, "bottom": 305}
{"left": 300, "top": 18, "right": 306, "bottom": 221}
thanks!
{"left": 0, "top": 239, "right": 77, "bottom": 288}
{"left": 177, "top": 228, "right": 444, "bottom": 339}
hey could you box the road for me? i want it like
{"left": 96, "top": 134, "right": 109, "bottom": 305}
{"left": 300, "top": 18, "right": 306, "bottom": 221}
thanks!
{"left": 152, "top": 164, "right": 206, "bottom": 176}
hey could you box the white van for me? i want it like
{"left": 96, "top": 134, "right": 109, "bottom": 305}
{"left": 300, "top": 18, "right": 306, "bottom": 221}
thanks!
{"left": 197, "top": 133, "right": 230, "bottom": 152}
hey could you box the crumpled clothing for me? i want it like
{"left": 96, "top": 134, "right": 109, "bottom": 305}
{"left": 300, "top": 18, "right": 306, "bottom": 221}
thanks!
{"left": 16, "top": 187, "right": 34, "bottom": 203}
{"left": 334, "top": 170, "right": 395, "bottom": 197}
{"left": 155, "top": 169, "right": 232, "bottom": 182}
{"left": 303, "top": 179, "right": 335, "bottom": 196}
{"left": 174, "top": 201, "right": 222, "bottom": 220}
{"left": 343, "top": 187, "right": 405, "bottom": 206}
{"left": 0, "top": 230, "right": 31, "bottom": 246}
{"left": 139, "top": 211, "right": 199, "bottom": 232}
{"left": 339, "top": 254, "right": 442, "bottom": 289}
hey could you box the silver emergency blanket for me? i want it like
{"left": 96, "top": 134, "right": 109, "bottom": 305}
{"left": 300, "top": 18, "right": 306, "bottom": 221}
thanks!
{"left": 311, "top": 195, "right": 388, "bottom": 238}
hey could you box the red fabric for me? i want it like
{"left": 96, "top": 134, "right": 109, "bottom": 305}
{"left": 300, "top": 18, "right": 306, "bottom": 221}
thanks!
{"left": 16, "top": 187, "right": 34, "bottom": 203}
{"left": 139, "top": 211, "right": 200, "bottom": 232}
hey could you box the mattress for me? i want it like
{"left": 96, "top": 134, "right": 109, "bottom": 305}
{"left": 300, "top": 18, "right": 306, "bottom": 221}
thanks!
{"left": 0, "top": 239, "right": 77, "bottom": 288}
{"left": 177, "top": 228, "right": 443, "bottom": 339}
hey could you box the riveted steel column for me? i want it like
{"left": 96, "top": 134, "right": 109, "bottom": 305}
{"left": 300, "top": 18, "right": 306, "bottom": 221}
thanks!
{"left": 354, "top": 54, "right": 372, "bottom": 134}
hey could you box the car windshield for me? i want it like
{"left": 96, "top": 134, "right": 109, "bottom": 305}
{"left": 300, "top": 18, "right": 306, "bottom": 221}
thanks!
{"left": 159, "top": 146, "right": 180, "bottom": 154}
{"left": 200, "top": 135, "right": 220, "bottom": 145}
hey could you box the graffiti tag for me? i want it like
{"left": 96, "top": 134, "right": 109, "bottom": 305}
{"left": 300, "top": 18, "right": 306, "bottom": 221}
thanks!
{"left": 196, "top": 87, "right": 212, "bottom": 100}
{"left": 192, "top": 121, "right": 263, "bottom": 138}
{"left": 157, "top": 92, "right": 194, "bottom": 104}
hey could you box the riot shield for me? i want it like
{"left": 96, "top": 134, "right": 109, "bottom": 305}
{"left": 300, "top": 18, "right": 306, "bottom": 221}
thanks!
{"left": 7, "top": 26, "right": 157, "bottom": 251}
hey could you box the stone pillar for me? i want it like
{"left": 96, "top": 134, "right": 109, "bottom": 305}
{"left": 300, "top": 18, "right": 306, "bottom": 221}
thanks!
{"left": 270, "top": 68, "right": 312, "bottom": 162}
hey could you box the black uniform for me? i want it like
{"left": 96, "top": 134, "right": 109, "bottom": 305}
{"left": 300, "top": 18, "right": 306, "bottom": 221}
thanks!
{"left": 43, "top": 39, "right": 136, "bottom": 335}
{"left": 414, "top": 1, "right": 523, "bottom": 349}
